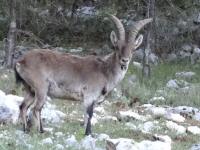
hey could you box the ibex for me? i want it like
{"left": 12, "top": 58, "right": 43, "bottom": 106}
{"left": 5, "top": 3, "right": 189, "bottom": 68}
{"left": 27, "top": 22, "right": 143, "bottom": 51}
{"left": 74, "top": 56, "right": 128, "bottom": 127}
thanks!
{"left": 14, "top": 15, "right": 152, "bottom": 135}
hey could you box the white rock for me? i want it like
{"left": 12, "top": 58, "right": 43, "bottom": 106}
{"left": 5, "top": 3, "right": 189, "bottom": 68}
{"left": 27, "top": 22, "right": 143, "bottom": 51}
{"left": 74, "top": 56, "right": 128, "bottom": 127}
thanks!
{"left": 91, "top": 113, "right": 98, "bottom": 125}
{"left": 0, "top": 90, "right": 23, "bottom": 124}
{"left": 70, "top": 48, "right": 83, "bottom": 53}
{"left": 166, "top": 121, "right": 186, "bottom": 134}
{"left": 133, "top": 61, "right": 143, "bottom": 70}
{"left": 194, "top": 112, "right": 200, "bottom": 121}
{"left": 182, "top": 44, "right": 192, "bottom": 52}
{"left": 42, "top": 137, "right": 53, "bottom": 145}
{"left": 141, "top": 104, "right": 154, "bottom": 108}
{"left": 153, "top": 134, "right": 172, "bottom": 144}
{"left": 125, "top": 122, "right": 137, "bottom": 130}
{"left": 80, "top": 135, "right": 96, "bottom": 150}
{"left": 65, "top": 135, "right": 79, "bottom": 147}
{"left": 166, "top": 53, "right": 177, "bottom": 62}
{"left": 194, "top": 47, "right": 200, "bottom": 54}
{"left": 190, "top": 143, "right": 200, "bottom": 150}
{"left": 139, "top": 121, "right": 155, "bottom": 133}
{"left": 187, "top": 126, "right": 200, "bottom": 135}
{"left": 43, "top": 127, "right": 54, "bottom": 133}
{"left": 149, "top": 96, "right": 165, "bottom": 103}
{"left": 194, "top": 13, "right": 200, "bottom": 24}
{"left": 119, "top": 110, "right": 147, "bottom": 121}
{"left": 175, "top": 72, "right": 196, "bottom": 79}
{"left": 148, "top": 107, "right": 167, "bottom": 117}
{"left": 97, "top": 133, "right": 110, "bottom": 141}
{"left": 55, "top": 144, "right": 64, "bottom": 150}
{"left": 41, "top": 102, "right": 66, "bottom": 123}
{"left": 173, "top": 106, "right": 199, "bottom": 113}
{"left": 165, "top": 113, "right": 185, "bottom": 122}
{"left": 106, "top": 138, "right": 171, "bottom": 150}
{"left": 55, "top": 132, "right": 64, "bottom": 137}
{"left": 94, "top": 106, "right": 105, "bottom": 114}
{"left": 106, "top": 138, "right": 136, "bottom": 150}
{"left": 166, "top": 79, "right": 179, "bottom": 89}
{"left": 100, "top": 116, "right": 118, "bottom": 122}
{"left": 149, "top": 53, "right": 159, "bottom": 65}
{"left": 136, "top": 140, "right": 171, "bottom": 150}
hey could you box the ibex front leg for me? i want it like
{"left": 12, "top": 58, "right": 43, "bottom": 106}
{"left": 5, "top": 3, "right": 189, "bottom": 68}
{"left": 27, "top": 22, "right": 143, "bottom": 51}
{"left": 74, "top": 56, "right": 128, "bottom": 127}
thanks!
{"left": 84, "top": 101, "right": 95, "bottom": 135}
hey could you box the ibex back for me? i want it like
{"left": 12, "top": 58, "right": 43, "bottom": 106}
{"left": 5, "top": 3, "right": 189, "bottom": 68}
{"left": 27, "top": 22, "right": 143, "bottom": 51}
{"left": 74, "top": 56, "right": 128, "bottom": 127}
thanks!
{"left": 14, "top": 15, "right": 152, "bottom": 135}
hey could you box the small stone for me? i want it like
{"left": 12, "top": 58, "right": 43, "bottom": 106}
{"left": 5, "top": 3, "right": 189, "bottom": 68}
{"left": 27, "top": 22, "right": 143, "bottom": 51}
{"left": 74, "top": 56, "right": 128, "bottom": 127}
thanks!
{"left": 43, "top": 127, "right": 54, "bottom": 133}
{"left": 106, "top": 138, "right": 135, "bottom": 150}
{"left": 41, "top": 137, "right": 53, "bottom": 145}
{"left": 97, "top": 133, "right": 110, "bottom": 141}
{"left": 133, "top": 61, "right": 143, "bottom": 70}
{"left": 65, "top": 135, "right": 78, "bottom": 147}
{"left": 187, "top": 126, "right": 200, "bottom": 135}
{"left": 166, "top": 79, "right": 179, "bottom": 89}
{"left": 119, "top": 110, "right": 147, "bottom": 121}
{"left": 80, "top": 135, "right": 96, "bottom": 150}
{"left": 182, "top": 44, "right": 192, "bottom": 52}
{"left": 94, "top": 106, "right": 105, "bottom": 114}
{"left": 194, "top": 13, "right": 200, "bottom": 24}
{"left": 148, "top": 107, "right": 167, "bottom": 117}
{"left": 153, "top": 134, "right": 172, "bottom": 144}
{"left": 136, "top": 140, "right": 171, "bottom": 150}
{"left": 194, "top": 47, "right": 200, "bottom": 54}
{"left": 125, "top": 122, "right": 137, "bottom": 130}
{"left": 55, "top": 132, "right": 64, "bottom": 137}
{"left": 190, "top": 143, "right": 200, "bottom": 150}
{"left": 166, "top": 53, "right": 177, "bottom": 62}
{"left": 55, "top": 144, "right": 64, "bottom": 150}
{"left": 139, "top": 121, "right": 155, "bottom": 133}
{"left": 91, "top": 113, "right": 98, "bottom": 125}
{"left": 100, "top": 116, "right": 118, "bottom": 122}
{"left": 175, "top": 72, "right": 196, "bottom": 79}
{"left": 194, "top": 112, "right": 200, "bottom": 121}
{"left": 166, "top": 121, "right": 186, "bottom": 134}
{"left": 149, "top": 96, "right": 165, "bottom": 103}
{"left": 165, "top": 113, "right": 185, "bottom": 122}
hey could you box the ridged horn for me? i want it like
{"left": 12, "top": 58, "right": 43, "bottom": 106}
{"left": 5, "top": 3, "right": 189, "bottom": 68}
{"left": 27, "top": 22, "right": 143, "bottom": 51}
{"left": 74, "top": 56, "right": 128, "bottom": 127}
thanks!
{"left": 128, "top": 18, "right": 153, "bottom": 49}
{"left": 110, "top": 15, "right": 125, "bottom": 47}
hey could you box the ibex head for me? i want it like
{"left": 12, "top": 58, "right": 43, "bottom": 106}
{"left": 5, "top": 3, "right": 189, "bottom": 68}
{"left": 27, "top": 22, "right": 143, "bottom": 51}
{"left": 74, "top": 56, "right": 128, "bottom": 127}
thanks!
{"left": 110, "top": 15, "right": 152, "bottom": 70}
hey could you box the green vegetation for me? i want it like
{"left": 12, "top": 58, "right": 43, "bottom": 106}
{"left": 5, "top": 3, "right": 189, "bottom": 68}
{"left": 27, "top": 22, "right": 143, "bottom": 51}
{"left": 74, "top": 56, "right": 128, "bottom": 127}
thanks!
{"left": 122, "top": 61, "right": 200, "bottom": 107}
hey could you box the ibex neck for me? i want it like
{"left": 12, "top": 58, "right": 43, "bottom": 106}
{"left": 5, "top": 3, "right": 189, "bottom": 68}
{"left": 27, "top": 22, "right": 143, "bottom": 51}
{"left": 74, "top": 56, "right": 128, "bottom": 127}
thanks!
{"left": 104, "top": 52, "right": 128, "bottom": 90}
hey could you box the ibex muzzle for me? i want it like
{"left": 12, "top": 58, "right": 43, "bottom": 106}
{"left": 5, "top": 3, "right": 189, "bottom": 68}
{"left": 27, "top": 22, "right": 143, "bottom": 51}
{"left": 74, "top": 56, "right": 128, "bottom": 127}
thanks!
{"left": 14, "top": 15, "right": 152, "bottom": 135}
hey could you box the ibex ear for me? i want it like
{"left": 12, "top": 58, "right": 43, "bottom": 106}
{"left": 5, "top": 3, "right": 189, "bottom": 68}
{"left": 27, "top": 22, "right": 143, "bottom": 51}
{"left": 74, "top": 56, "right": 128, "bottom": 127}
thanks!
{"left": 110, "top": 31, "right": 118, "bottom": 47}
{"left": 134, "top": 34, "right": 143, "bottom": 50}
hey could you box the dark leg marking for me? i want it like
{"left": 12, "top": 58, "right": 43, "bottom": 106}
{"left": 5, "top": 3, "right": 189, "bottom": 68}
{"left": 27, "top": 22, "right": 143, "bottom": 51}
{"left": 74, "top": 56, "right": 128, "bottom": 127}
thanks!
{"left": 85, "top": 102, "right": 95, "bottom": 135}
{"left": 101, "top": 86, "right": 107, "bottom": 96}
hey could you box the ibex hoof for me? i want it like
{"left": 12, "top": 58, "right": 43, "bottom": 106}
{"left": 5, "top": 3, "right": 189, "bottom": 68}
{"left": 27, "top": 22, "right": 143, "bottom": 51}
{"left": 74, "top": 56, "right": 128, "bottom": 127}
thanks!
{"left": 22, "top": 124, "right": 30, "bottom": 133}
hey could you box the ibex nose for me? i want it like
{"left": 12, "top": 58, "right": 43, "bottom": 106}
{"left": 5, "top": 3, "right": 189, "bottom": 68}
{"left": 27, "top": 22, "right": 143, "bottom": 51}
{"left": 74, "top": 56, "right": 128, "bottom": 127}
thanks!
{"left": 122, "top": 58, "right": 129, "bottom": 63}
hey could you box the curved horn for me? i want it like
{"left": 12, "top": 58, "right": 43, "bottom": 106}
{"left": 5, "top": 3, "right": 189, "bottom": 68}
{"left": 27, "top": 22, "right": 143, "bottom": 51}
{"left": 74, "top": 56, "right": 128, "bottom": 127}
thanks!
{"left": 110, "top": 15, "right": 125, "bottom": 47}
{"left": 128, "top": 18, "right": 153, "bottom": 50}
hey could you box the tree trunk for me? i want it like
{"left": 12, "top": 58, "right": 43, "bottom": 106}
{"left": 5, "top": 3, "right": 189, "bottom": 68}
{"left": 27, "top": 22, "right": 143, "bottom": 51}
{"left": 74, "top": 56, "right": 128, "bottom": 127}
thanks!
{"left": 4, "top": 0, "right": 17, "bottom": 68}
{"left": 142, "top": 0, "right": 155, "bottom": 78}
{"left": 71, "top": 0, "right": 79, "bottom": 19}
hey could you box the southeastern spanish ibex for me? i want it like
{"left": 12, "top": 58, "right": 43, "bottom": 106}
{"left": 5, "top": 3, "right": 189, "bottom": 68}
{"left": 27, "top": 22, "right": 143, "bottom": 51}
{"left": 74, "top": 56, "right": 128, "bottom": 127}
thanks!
{"left": 14, "top": 15, "right": 152, "bottom": 135}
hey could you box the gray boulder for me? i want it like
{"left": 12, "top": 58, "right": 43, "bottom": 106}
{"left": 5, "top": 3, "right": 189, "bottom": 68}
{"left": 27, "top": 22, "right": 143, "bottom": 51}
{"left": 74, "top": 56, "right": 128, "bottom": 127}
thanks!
{"left": 194, "top": 13, "right": 200, "bottom": 24}
{"left": 166, "top": 53, "right": 177, "bottom": 62}
{"left": 175, "top": 71, "right": 196, "bottom": 79}
{"left": 190, "top": 144, "right": 200, "bottom": 150}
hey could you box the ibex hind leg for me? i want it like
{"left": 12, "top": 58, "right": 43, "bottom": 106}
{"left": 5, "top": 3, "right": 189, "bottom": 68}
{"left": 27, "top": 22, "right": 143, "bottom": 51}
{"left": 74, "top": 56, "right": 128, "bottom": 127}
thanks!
{"left": 32, "top": 87, "right": 47, "bottom": 133}
{"left": 19, "top": 91, "right": 35, "bottom": 133}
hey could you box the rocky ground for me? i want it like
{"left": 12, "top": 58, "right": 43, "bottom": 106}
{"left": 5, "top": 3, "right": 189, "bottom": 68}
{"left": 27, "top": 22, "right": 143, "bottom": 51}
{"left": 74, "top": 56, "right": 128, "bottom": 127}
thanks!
{"left": 0, "top": 66, "right": 200, "bottom": 150}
